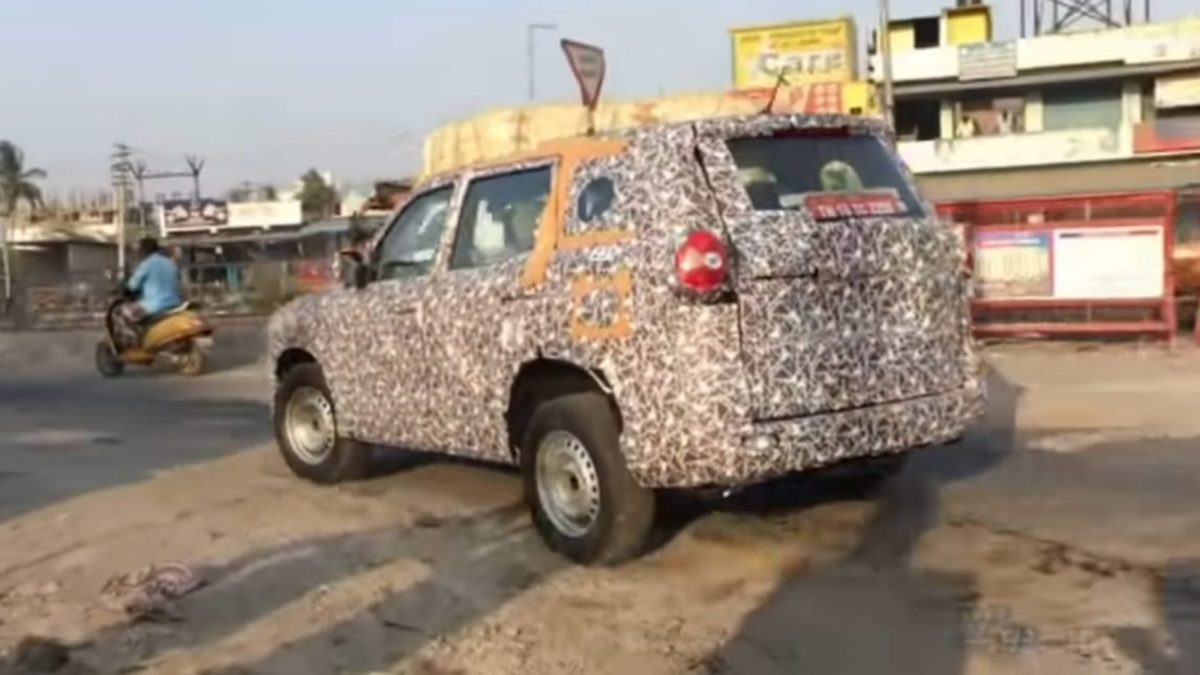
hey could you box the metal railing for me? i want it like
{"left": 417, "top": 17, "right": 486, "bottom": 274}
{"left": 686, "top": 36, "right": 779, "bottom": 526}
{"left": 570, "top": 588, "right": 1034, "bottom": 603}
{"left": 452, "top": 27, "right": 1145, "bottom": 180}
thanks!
{"left": 1, "top": 258, "right": 335, "bottom": 330}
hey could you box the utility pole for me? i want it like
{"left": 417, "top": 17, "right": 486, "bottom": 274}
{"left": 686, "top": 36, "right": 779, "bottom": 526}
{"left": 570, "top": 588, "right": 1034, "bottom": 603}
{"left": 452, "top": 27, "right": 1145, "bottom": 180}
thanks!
{"left": 130, "top": 160, "right": 149, "bottom": 238}
{"left": 184, "top": 155, "right": 205, "bottom": 203}
{"left": 877, "top": 0, "right": 896, "bottom": 133}
{"left": 132, "top": 160, "right": 207, "bottom": 241}
{"left": 111, "top": 143, "right": 134, "bottom": 279}
{"left": 527, "top": 22, "right": 557, "bottom": 101}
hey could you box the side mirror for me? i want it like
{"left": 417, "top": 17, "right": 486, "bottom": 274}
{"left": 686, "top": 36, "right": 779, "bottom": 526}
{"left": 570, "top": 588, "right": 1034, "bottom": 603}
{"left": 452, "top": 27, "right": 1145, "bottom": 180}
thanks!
{"left": 338, "top": 249, "right": 369, "bottom": 290}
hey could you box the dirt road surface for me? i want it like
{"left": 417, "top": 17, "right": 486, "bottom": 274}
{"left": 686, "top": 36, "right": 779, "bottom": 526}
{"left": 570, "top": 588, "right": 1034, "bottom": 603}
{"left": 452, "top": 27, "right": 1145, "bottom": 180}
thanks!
{"left": 1, "top": 328, "right": 1198, "bottom": 675}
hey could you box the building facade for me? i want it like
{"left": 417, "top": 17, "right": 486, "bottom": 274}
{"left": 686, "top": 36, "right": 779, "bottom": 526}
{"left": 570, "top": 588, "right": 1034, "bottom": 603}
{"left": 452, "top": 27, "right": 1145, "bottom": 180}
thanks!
{"left": 871, "top": 3, "right": 1200, "bottom": 202}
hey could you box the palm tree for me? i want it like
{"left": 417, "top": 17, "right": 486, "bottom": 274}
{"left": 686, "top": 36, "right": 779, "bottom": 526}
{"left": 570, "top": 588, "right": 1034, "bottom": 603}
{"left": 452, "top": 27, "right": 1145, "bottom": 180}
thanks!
{"left": 0, "top": 140, "right": 47, "bottom": 305}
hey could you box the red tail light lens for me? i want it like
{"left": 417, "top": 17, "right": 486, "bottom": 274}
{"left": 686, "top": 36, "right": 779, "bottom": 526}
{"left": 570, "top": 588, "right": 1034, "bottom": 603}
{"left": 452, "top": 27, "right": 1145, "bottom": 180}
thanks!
{"left": 675, "top": 230, "right": 729, "bottom": 293}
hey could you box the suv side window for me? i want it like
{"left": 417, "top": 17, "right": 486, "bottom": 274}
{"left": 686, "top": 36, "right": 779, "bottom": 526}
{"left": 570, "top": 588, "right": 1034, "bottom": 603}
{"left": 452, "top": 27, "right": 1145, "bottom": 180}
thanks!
{"left": 450, "top": 166, "right": 552, "bottom": 270}
{"left": 374, "top": 186, "right": 453, "bottom": 280}
{"left": 563, "top": 155, "right": 632, "bottom": 242}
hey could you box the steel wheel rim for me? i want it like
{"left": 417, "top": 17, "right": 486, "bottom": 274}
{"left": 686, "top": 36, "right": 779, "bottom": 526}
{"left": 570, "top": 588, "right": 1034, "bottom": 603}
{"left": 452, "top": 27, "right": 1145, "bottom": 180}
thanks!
{"left": 284, "top": 386, "right": 336, "bottom": 465}
{"left": 536, "top": 430, "right": 601, "bottom": 538}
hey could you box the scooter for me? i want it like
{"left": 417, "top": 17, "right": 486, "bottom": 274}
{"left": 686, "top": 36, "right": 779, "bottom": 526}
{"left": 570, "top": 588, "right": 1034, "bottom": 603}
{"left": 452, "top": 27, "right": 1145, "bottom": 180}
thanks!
{"left": 95, "top": 290, "right": 215, "bottom": 377}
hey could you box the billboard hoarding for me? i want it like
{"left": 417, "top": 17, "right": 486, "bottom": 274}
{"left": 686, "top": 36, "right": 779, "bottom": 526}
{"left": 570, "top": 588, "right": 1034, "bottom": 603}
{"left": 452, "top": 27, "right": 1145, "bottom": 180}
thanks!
{"left": 973, "top": 231, "right": 1053, "bottom": 299}
{"left": 227, "top": 200, "right": 303, "bottom": 228}
{"left": 1052, "top": 227, "right": 1164, "bottom": 299}
{"left": 730, "top": 17, "right": 857, "bottom": 89}
{"left": 421, "top": 83, "right": 877, "bottom": 177}
{"left": 958, "top": 40, "right": 1018, "bottom": 81}
{"left": 1155, "top": 72, "right": 1200, "bottom": 109}
{"left": 971, "top": 226, "right": 1165, "bottom": 301}
{"left": 159, "top": 199, "right": 228, "bottom": 233}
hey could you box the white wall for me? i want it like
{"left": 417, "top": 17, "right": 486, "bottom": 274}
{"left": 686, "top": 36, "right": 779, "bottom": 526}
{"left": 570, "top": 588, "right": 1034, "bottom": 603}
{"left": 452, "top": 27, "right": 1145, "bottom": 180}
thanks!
{"left": 1025, "top": 91, "right": 1045, "bottom": 132}
{"left": 1122, "top": 81, "right": 1145, "bottom": 125}
{"left": 874, "top": 18, "right": 1200, "bottom": 83}
{"left": 899, "top": 126, "right": 1133, "bottom": 174}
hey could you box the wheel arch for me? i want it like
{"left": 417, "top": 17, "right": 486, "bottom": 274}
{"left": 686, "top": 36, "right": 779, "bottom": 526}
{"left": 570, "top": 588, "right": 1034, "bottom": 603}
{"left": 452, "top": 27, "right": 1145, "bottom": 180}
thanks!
{"left": 505, "top": 357, "right": 621, "bottom": 461}
{"left": 275, "top": 347, "right": 319, "bottom": 380}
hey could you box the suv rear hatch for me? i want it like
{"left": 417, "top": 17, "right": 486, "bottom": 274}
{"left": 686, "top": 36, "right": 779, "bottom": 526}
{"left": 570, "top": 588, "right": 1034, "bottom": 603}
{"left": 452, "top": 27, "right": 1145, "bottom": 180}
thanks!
{"left": 698, "top": 126, "right": 966, "bottom": 421}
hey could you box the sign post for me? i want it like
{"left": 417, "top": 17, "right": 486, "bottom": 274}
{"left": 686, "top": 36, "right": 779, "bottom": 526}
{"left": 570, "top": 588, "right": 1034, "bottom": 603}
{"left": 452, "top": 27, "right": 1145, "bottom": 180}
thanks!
{"left": 560, "top": 39, "right": 606, "bottom": 134}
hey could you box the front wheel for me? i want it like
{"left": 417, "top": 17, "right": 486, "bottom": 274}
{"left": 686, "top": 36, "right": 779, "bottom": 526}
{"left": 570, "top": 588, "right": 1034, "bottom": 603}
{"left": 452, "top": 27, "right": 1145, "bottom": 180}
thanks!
{"left": 95, "top": 340, "right": 124, "bottom": 377}
{"left": 521, "top": 392, "right": 654, "bottom": 565}
{"left": 274, "top": 363, "right": 372, "bottom": 483}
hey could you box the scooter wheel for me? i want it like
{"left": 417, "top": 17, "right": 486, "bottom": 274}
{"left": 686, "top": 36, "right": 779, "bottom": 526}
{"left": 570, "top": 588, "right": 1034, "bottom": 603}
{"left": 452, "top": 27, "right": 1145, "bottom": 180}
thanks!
{"left": 180, "top": 344, "right": 206, "bottom": 376}
{"left": 95, "top": 340, "right": 124, "bottom": 377}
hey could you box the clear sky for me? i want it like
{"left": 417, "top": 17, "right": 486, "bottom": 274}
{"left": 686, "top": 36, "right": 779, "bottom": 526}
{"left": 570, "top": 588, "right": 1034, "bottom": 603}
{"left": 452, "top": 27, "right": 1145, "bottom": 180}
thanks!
{"left": 2, "top": 0, "right": 1196, "bottom": 195}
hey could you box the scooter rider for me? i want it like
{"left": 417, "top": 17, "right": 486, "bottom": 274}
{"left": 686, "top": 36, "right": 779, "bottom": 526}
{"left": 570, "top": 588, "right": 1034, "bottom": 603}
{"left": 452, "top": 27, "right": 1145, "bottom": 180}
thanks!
{"left": 116, "top": 236, "right": 184, "bottom": 349}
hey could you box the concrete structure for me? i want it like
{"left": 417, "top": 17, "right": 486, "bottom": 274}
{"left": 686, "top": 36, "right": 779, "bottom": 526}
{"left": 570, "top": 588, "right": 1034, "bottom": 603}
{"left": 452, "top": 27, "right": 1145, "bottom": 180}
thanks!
{"left": 870, "top": 3, "right": 1200, "bottom": 201}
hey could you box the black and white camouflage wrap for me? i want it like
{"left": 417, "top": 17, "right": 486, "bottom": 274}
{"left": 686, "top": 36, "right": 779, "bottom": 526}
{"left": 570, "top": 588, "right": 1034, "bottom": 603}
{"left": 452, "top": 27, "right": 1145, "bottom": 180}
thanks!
{"left": 268, "top": 113, "right": 984, "bottom": 489}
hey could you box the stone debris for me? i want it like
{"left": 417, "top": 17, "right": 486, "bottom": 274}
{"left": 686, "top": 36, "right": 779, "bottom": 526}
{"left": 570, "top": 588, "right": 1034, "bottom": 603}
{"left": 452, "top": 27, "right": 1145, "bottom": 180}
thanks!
{"left": 99, "top": 563, "right": 209, "bottom": 621}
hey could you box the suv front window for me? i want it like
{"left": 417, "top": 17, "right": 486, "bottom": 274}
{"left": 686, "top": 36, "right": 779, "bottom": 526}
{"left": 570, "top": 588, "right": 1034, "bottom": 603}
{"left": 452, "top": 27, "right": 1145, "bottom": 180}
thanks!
{"left": 725, "top": 133, "right": 925, "bottom": 217}
{"left": 375, "top": 186, "right": 453, "bottom": 280}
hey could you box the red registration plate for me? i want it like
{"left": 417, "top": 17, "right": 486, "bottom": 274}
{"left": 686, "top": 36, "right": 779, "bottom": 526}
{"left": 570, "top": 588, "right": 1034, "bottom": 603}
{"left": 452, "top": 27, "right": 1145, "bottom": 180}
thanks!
{"left": 803, "top": 192, "right": 905, "bottom": 220}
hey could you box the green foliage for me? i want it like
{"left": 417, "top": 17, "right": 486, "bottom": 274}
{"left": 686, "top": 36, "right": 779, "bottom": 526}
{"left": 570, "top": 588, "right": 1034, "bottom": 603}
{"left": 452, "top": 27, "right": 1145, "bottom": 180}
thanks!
{"left": 0, "top": 140, "right": 46, "bottom": 217}
{"left": 297, "top": 169, "right": 338, "bottom": 220}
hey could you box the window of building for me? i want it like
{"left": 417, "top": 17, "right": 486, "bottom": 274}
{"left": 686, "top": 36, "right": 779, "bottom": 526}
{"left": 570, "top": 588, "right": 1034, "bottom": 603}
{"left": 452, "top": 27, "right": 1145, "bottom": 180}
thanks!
{"left": 956, "top": 96, "right": 1025, "bottom": 137}
{"left": 895, "top": 99, "right": 942, "bottom": 141}
{"left": 1042, "top": 81, "right": 1123, "bottom": 131}
{"left": 913, "top": 17, "right": 940, "bottom": 48}
{"left": 1177, "top": 191, "right": 1200, "bottom": 245}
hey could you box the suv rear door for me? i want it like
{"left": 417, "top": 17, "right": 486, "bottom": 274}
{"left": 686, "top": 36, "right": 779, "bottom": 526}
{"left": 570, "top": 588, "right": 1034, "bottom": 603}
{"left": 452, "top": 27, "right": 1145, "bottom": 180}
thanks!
{"left": 695, "top": 123, "right": 967, "bottom": 421}
{"left": 421, "top": 162, "right": 556, "bottom": 460}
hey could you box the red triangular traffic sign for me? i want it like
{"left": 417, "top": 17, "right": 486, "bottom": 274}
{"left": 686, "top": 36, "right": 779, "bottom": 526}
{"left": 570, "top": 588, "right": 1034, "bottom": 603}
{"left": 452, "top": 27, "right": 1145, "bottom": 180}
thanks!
{"left": 560, "top": 39, "right": 606, "bottom": 110}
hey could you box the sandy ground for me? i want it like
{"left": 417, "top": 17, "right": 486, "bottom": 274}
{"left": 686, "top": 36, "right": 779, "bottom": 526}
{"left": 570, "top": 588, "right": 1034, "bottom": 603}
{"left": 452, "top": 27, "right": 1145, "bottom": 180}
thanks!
{"left": 1, "top": 329, "right": 1199, "bottom": 675}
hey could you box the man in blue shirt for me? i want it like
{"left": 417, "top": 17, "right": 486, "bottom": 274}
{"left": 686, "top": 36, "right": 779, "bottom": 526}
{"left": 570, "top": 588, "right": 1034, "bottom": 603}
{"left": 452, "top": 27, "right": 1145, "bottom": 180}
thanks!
{"left": 127, "top": 236, "right": 183, "bottom": 316}
{"left": 115, "top": 237, "right": 184, "bottom": 348}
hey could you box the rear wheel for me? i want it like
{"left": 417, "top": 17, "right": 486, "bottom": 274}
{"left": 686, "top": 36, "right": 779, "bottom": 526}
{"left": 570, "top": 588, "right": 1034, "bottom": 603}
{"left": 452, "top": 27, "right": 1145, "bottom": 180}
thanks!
{"left": 274, "top": 363, "right": 371, "bottom": 483}
{"left": 521, "top": 392, "right": 654, "bottom": 565}
{"left": 179, "top": 343, "right": 206, "bottom": 376}
{"left": 95, "top": 340, "right": 124, "bottom": 377}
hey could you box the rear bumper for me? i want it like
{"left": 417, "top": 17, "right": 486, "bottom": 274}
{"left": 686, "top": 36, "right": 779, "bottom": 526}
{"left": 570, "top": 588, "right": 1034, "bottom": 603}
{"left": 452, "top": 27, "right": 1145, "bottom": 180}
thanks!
{"left": 638, "top": 385, "right": 984, "bottom": 488}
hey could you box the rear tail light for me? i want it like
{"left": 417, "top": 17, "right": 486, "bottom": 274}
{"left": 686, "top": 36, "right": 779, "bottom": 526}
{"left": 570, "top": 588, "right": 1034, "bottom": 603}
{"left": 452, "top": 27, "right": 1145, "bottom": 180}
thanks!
{"left": 675, "top": 230, "right": 729, "bottom": 294}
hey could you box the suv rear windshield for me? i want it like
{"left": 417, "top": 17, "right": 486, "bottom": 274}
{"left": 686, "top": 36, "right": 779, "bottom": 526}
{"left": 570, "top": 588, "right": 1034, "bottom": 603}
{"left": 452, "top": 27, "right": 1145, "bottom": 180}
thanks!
{"left": 725, "top": 133, "right": 925, "bottom": 218}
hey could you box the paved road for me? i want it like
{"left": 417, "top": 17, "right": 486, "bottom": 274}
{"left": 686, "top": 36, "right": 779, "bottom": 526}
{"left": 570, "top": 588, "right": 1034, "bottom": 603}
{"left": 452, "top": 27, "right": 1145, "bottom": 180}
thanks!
{"left": 1, "top": 333, "right": 1198, "bottom": 674}
{"left": 3, "top": 332, "right": 1196, "bottom": 565}
{"left": 0, "top": 324, "right": 269, "bottom": 522}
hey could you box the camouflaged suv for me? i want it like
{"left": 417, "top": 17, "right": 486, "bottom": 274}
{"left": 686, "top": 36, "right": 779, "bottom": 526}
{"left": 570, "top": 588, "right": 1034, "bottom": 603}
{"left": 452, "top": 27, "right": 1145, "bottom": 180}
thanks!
{"left": 268, "top": 113, "right": 984, "bottom": 564}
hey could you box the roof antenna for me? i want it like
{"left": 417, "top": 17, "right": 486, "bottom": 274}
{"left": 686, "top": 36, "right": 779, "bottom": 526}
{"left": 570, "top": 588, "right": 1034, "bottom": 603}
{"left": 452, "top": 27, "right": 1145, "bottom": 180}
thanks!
{"left": 762, "top": 68, "right": 792, "bottom": 115}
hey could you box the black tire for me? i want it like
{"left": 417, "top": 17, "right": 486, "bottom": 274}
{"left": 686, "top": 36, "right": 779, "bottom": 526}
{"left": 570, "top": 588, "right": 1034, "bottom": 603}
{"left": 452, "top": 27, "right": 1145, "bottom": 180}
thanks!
{"left": 95, "top": 340, "right": 124, "bottom": 377}
{"left": 841, "top": 452, "right": 909, "bottom": 494}
{"left": 521, "top": 392, "right": 654, "bottom": 565}
{"left": 273, "top": 363, "right": 371, "bottom": 484}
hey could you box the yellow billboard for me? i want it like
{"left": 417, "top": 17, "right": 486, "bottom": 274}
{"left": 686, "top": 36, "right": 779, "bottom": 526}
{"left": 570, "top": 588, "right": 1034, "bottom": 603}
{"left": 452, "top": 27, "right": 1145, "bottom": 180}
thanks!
{"left": 730, "top": 17, "right": 858, "bottom": 89}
